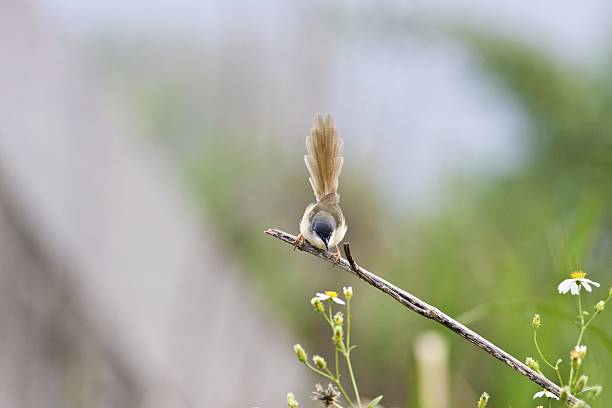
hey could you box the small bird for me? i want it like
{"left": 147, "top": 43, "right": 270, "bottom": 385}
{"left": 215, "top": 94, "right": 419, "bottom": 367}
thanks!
{"left": 295, "top": 113, "right": 347, "bottom": 260}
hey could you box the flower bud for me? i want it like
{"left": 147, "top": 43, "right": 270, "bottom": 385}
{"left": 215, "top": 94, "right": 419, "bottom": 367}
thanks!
{"left": 570, "top": 345, "right": 587, "bottom": 369}
{"left": 570, "top": 354, "right": 581, "bottom": 369}
{"left": 332, "top": 325, "right": 344, "bottom": 348}
{"left": 312, "top": 355, "right": 327, "bottom": 370}
{"left": 287, "top": 392, "right": 299, "bottom": 408}
{"left": 343, "top": 286, "right": 353, "bottom": 300}
{"left": 477, "top": 392, "right": 489, "bottom": 408}
{"left": 333, "top": 311, "right": 344, "bottom": 326}
{"left": 560, "top": 385, "right": 570, "bottom": 401}
{"left": 595, "top": 300, "right": 605, "bottom": 312}
{"left": 525, "top": 357, "right": 540, "bottom": 371}
{"left": 532, "top": 314, "right": 541, "bottom": 329}
{"left": 575, "top": 375, "right": 588, "bottom": 393}
{"left": 311, "top": 297, "right": 325, "bottom": 314}
{"left": 589, "top": 385, "right": 602, "bottom": 398}
{"left": 294, "top": 344, "right": 307, "bottom": 363}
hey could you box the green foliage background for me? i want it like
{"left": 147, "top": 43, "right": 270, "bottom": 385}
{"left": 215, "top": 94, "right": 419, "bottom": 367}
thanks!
{"left": 127, "top": 31, "right": 612, "bottom": 406}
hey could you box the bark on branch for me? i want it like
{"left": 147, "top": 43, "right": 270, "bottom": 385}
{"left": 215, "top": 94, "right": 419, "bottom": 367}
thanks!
{"left": 264, "top": 228, "right": 586, "bottom": 407}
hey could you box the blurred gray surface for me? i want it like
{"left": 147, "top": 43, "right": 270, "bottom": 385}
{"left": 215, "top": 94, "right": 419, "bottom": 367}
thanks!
{"left": 0, "top": 3, "right": 304, "bottom": 406}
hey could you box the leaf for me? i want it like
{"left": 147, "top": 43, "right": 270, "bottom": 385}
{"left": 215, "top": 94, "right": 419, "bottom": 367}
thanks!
{"left": 365, "top": 395, "right": 383, "bottom": 408}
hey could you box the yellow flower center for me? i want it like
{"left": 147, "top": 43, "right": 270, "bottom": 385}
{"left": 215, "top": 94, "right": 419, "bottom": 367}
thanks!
{"left": 324, "top": 291, "right": 338, "bottom": 298}
{"left": 570, "top": 270, "right": 586, "bottom": 279}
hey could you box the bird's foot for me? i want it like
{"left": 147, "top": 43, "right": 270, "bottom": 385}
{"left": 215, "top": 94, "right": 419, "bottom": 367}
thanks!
{"left": 293, "top": 234, "right": 305, "bottom": 251}
{"left": 330, "top": 245, "right": 342, "bottom": 264}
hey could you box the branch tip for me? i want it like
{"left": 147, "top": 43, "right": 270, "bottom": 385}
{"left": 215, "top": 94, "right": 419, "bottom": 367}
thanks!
{"left": 343, "top": 242, "right": 359, "bottom": 272}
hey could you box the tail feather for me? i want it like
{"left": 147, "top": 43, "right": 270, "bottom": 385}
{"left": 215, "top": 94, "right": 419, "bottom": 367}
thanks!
{"left": 304, "top": 113, "right": 344, "bottom": 201}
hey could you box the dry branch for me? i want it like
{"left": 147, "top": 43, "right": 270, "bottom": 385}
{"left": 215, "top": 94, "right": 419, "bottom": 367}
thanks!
{"left": 265, "top": 228, "right": 586, "bottom": 407}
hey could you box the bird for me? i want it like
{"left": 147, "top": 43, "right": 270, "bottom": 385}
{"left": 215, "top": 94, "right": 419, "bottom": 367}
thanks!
{"left": 295, "top": 113, "right": 347, "bottom": 261}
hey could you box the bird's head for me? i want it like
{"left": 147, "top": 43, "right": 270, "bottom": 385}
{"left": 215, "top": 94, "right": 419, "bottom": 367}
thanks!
{"left": 312, "top": 212, "right": 336, "bottom": 250}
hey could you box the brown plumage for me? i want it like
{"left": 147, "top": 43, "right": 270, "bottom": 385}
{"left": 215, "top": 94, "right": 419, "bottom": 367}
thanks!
{"left": 304, "top": 114, "right": 344, "bottom": 201}
{"left": 297, "top": 113, "right": 347, "bottom": 257}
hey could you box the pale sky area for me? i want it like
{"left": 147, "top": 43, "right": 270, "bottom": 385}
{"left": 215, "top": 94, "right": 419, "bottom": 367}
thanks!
{"left": 34, "top": 0, "right": 612, "bottom": 61}
{"left": 31, "top": 0, "right": 612, "bottom": 209}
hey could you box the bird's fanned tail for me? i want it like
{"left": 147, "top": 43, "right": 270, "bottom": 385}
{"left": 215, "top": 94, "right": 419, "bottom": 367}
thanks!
{"left": 304, "top": 113, "right": 344, "bottom": 201}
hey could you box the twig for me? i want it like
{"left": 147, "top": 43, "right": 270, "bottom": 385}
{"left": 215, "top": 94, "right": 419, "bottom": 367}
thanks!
{"left": 264, "top": 228, "right": 586, "bottom": 407}
{"left": 343, "top": 242, "right": 359, "bottom": 272}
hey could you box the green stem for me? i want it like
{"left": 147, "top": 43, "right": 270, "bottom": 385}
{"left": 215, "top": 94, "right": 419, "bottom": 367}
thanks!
{"left": 554, "top": 362, "right": 564, "bottom": 387}
{"left": 534, "top": 331, "right": 555, "bottom": 369}
{"left": 307, "top": 362, "right": 355, "bottom": 408}
{"left": 575, "top": 290, "right": 585, "bottom": 347}
{"left": 582, "top": 312, "right": 597, "bottom": 332}
{"left": 572, "top": 365, "right": 582, "bottom": 389}
{"left": 333, "top": 379, "right": 354, "bottom": 408}
{"left": 323, "top": 307, "right": 333, "bottom": 327}
{"left": 345, "top": 354, "right": 361, "bottom": 408}
{"left": 336, "top": 348, "right": 340, "bottom": 380}
{"left": 346, "top": 298, "right": 351, "bottom": 350}
{"left": 319, "top": 299, "right": 355, "bottom": 407}
{"left": 329, "top": 301, "right": 340, "bottom": 379}
{"left": 533, "top": 330, "right": 564, "bottom": 386}
{"left": 343, "top": 296, "right": 360, "bottom": 407}
{"left": 581, "top": 291, "right": 612, "bottom": 334}
{"left": 306, "top": 362, "right": 337, "bottom": 382}
{"left": 568, "top": 289, "right": 585, "bottom": 388}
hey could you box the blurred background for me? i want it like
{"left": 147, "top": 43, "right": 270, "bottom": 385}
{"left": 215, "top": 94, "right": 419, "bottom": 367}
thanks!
{"left": 1, "top": 0, "right": 611, "bottom": 407}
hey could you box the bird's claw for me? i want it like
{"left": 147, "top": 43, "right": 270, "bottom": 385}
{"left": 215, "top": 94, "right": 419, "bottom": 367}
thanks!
{"left": 293, "top": 234, "right": 305, "bottom": 251}
{"left": 330, "top": 245, "right": 342, "bottom": 264}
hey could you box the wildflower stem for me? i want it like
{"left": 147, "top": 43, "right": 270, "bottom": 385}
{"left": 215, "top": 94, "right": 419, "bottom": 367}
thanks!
{"left": 310, "top": 299, "right": 355, "bottom": 407}
{"left": 346, "top": 297, "right": 351, "bottom": 349}
{"left": 578, "top": 314, "right": 595, "bottom": 344}
{"left": 343, "top": 296, "right": 361, "bottom": 407}
{"left": 344, "top": 353, "right": 362, "bottom": 408}
{"left": 575, "top": 290, "right": 585, "bottom": 347}
{"left": 573, "top": 366, "right": 582, "bottom": 388}
{"left": 533, "top": 331, "right": 555, "bottom": 370}
{"left": 533, "top": 330, "right": 564, "bottom": 386}
{"left": 335, "top": 348, "right": 340, "bottom": 380}
{"left": 581, "top": 290, "right": 610, "bottom": 333}
{"left": 305, "top": 362, "right": 336, "bottom": 382}
{"left": 569, "top": 289, "right": 586, "bottom": 389}
{"left": 306, "top": 362, "right": 355, "bottom": 408}
{"left": 334, "top": 381, "right": 354, "bottom": 407}
{"left": 327, "top": 301, "right": 341, "bottom": 380}
{"left": 323, "top": 304, "right": 333, "bottom": 327}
